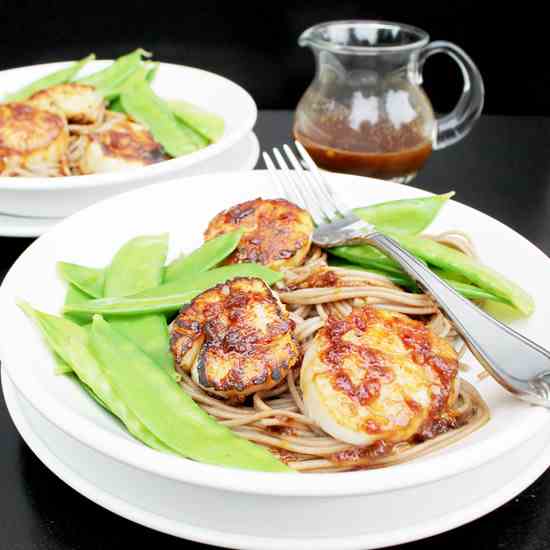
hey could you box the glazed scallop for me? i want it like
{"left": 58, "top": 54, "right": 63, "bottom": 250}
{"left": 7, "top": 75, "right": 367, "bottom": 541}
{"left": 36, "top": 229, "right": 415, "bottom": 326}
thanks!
{"left": 74, "top": 116, "right": 166, "bottom": 174}
{"left": 301, "top": 306, "right": 459, "bottom": 446}
{"left": 170, "top": 277, "right": 299, "bottom": 400}
{"left": 0, "top": 102, "right": 69, "bottom": 176}
{"left": 27, "top": 83, "right": 105, "bottom": 125}
{"left": 204, "top": 198, "right": 314, "bottom": 271}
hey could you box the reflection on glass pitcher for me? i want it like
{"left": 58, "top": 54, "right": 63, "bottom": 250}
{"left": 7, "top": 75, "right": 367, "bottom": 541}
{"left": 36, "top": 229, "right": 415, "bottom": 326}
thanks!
{"left": 293, "top": 20, "right": 484, "bottom": 183}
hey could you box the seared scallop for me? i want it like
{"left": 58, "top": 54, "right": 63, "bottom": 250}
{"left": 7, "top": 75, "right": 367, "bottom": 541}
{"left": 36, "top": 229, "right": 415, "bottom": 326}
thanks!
{"left": 27, "top": 83, "right": 105, "bottom": 125}
{"left": 74, "top": 116, "right": 166, "bottom": 174}
{"left": 0, "top": 102, "right": 69, "bottom": 176}
{"left": 204, "top": 198, "right": 314, "bottom": 271}
{"left": 170, "top": 277, "right": 299, "bottom": 400}
{"left": 301, "top": 306, "right": 459, "bottom": 446}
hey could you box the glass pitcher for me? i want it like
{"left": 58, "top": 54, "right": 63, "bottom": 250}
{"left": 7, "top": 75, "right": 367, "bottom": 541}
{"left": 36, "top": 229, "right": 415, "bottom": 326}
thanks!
{"left": 293, "top": 20, "right": 484, "bottom": 183}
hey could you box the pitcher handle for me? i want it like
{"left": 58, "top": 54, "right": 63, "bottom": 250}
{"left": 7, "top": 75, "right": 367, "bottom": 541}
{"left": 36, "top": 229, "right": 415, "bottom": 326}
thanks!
{"left": 417, "top": 41, "right": 485, "bottom": 150}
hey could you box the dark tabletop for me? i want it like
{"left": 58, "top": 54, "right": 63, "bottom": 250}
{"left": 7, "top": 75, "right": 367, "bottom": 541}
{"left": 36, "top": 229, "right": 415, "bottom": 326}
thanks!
{"left": 2, "top": 110, "right": 550, "bottom": 549}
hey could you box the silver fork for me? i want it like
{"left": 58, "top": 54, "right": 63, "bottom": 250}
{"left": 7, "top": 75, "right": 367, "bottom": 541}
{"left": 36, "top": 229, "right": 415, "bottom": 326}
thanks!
{"left": 263, "top": 141, "right": 550, "bottom": 408}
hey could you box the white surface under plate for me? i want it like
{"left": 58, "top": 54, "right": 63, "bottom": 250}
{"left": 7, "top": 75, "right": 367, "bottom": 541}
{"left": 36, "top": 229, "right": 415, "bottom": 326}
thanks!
{"left": 0, "top": 132, "right": 259, "bottom": 238}
{"left": 3, "top": 367, "right": 550, "bottom": 550}
{"left": 1, "top": 171, "right": 550, "bottom": 548}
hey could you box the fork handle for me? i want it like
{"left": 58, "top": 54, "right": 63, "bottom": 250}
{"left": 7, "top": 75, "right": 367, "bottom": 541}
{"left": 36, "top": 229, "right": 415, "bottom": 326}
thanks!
{"left": 367, "top": 233, "right": 550, "bottom": 407}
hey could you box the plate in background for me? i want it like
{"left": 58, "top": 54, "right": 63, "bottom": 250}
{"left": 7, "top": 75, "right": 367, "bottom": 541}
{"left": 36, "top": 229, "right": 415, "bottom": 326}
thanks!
{"left": 0, "top": 132, "right": 259, "bottom": 237}
{"left": 0, "top": 59, "right": 257, "bottom": 218}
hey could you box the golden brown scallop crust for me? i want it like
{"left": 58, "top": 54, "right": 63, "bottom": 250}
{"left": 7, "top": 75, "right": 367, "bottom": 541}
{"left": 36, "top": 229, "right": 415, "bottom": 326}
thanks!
{"left": 302, "top": 307, "right": 459, "bottom": 443}
{"left": 204, "top": 198, "right": 314, "bottom": 271}
{"left": 75, "top": 117, "right": 166, "bottom": 175}
{"left": 0, "top": 102, "right": 69, "bottom": 175}
{"left": 170, "top": 277, "right": 299, "bottom": 401}
{"left": 27, "top": 83, "right": 104, "bottom": 125}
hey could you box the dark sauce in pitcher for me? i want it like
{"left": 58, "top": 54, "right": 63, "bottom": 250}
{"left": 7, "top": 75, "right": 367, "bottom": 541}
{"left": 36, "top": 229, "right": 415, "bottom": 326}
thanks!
{"left": 293, "top": 117, "right": 432, "bottom": 180}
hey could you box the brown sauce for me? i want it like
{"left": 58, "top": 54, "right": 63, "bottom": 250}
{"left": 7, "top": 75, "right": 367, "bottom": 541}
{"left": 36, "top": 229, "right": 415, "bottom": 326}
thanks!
{"left": 293, "top": 119, "right": 432, "bottom": 180}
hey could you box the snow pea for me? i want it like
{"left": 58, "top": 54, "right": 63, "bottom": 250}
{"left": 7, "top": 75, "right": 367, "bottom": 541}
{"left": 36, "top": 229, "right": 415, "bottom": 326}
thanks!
{"left": 108, "top": 97, "right": 124, "bottom": 113}
{"left": 76, "top": 48, "right": 149, "bottom": 96}
{"left": 102, "top": 64, "right": 150, "bottom": 101}
{"left": 145, "top": 62, "right": 160, "bottom": 84}
{"left": 19, "top": 302, "right": 173, "bottom": 454}
{"left": 329, "top": 246, "right": 407, "bottom": 276}
{"left": 164, "top": 229, "right": 243, "bottom": 283}
{"left": 390, "top": 233, "right": 534, "bottom": 315}
{"left": 64, "top": 263, "right": 283, "bottom": 317}
{"left": 104, "top": 234, "right": 168, "bottom": 297}
{"left": 5, "top": 54, "right": 95, "bottom": 102}
{"left": 327, "top": 258, "right": 417, "bottom": 289}
{"left": 353, "top": 193, "right": 454, "bottom": 236}
{"left": 167, "top": 99, "right": 225, "bottom": 143}
{"left": 104, "top": 234, "right": 173, "bottom": 373}
{"left": 175, "top": 117, "right": 209, "bottom": 149}
{"left": 58, "top": 262, "right": 104, "bottom": 298}
{"left": 328, "top": 258, "right": 509, "bottom": 304}
{"left": 90, "top": 315, "right": 290, "bottom": 472}
{"left": 120, "top": 80, "right": 204, "bottom": 157}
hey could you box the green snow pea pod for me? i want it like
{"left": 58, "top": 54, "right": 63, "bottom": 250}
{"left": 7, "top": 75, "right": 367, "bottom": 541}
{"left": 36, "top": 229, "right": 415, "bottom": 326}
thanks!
{"left": 76, "top": 49, "right": 150, "bottom": 96}
{"left": 4, "top": 54, "right": 95, "bottom": 102}
{"left": 390, "top": 233, "right": 534, "bottom": 315}
{"left": 102, "top": 64, "right": 150, "bottom": 101}
{"left": 104, "top": 234, "right": 168, "bottom": 297}
{"left": 64, "top": 263, "right": 283, "bottom": 317}
{"left": 108, "top": 63, "right": 159, "bottom": 111}
{"left": 175, "top": 117, "right": 209, "bottom": 149}
{"left": 353, "top": 193, "right": 454, "bottom": 236}
{"left": 328, "top": 246, "right": 406, "bottom": 276}
{"left": 19, "top": 302, "right": 173, "bottom": 454}
{"left": 327, "top": 258, "right": 417, "bottom": 289}
{"left": 164, "top": 229, "right": 244, "bottom": 283}
{"left": 90, "top": 315, "right": 290, "bottom": 472}
{"left": 104, "top": 234, "right": 173, "bottom": 373}
{"left": 145, "top": 62, "right": 160, "bottom": 84}
{"left": 58, "top": 262, "right": 105, "bottom": 298}
{"left": 167, "top": 99, "right": 225, "bottom": 143}
{"left": 120, "top": 80, "right": 204, "bottom": 157}
{"left": 327, "top": 259, "right": 509, "bottom": 305}
{"left": 109, "top": 97, "right": 124, "bottom": 113}
{"left": 63, "top": 283, "right": 94, "bottom": 326}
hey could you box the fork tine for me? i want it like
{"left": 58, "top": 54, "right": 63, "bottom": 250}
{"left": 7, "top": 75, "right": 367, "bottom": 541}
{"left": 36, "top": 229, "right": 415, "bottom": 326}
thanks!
{"left": 262, "top": 152, "right": 286, "bottom": 198}
{"left": 263, "top": 150, "right": 302, "bottom": 206}
{"left": 271, "top": 148, "right": 326, "bottom": 226}
{"left": 294, "top": 140, "right": 347, "bottom": 218}
{"left": 282, "top": 144, "right": 334, "bottom": 225}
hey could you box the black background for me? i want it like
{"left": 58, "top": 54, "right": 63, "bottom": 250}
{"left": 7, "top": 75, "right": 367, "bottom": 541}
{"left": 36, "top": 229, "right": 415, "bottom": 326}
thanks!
{"left": 0, "top": 3, "right": 547, "bottom": 116}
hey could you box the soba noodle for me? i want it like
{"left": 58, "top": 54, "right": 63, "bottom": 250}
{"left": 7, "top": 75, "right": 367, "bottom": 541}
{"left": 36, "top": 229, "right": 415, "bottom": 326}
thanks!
{"left": 175, "top": 232, "right": 491, "bottom": 472}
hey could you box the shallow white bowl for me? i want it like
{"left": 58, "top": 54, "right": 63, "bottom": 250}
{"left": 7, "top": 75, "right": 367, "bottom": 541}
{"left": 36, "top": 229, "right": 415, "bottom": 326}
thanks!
{"left": 0, "top": 60, "right": 257, "bottom": 218}
{"left": 0, "top": 172, "right": 549, "bottom": 525}
{"left": 5, "top": 367, "right": 550, "bottom": 549}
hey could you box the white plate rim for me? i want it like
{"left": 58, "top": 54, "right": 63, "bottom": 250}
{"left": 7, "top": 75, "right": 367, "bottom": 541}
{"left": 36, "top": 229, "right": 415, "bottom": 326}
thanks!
{"left": 3, "top": 367, "right": 550, "bottom": 550}
{"left": 0, "top": 59, "right": 257, "bottom": 190}
{"left": 1, "top": 170, "right": 549, "bottom": 498}
{"left": 0, "top": 132, "right": 260, "bottom": 238}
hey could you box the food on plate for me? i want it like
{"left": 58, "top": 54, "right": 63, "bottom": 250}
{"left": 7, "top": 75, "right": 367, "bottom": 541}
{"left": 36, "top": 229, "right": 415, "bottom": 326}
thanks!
{"left": 27, "top": 83, "right": 105, "bottom": 125}
{"left": 301, "top": 307, "right": 459, "bottom": 446}
{"left": 23, "top": 192, "right": 536, "bottom": 472}
{"left": 1, "top": 49, "right": 225, "bottom": 177}
{"left": 171, "top": 277, "right": 299, "bottom": 399}
{"left": 0, "top": 103, "right": 69, "bottom": 176}
{"left": 205, "top": 198, "right": 315, "bottom": 270}
{"left": 71, "top": 114, "right": 167, "bottom": 174}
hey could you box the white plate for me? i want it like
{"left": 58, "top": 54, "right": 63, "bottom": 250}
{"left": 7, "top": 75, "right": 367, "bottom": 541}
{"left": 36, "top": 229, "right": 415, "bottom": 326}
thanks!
{"left": 4, "top": 366, "right": 550, "bottom": 550}
{"left": 1, "top": 171, "right": 550, "bottom": 544}
{"left": 0, "top": 132, "right": 259, "bottom": 237}
{"left": 0, "top": 59, "right": 257, "bottom": 217}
